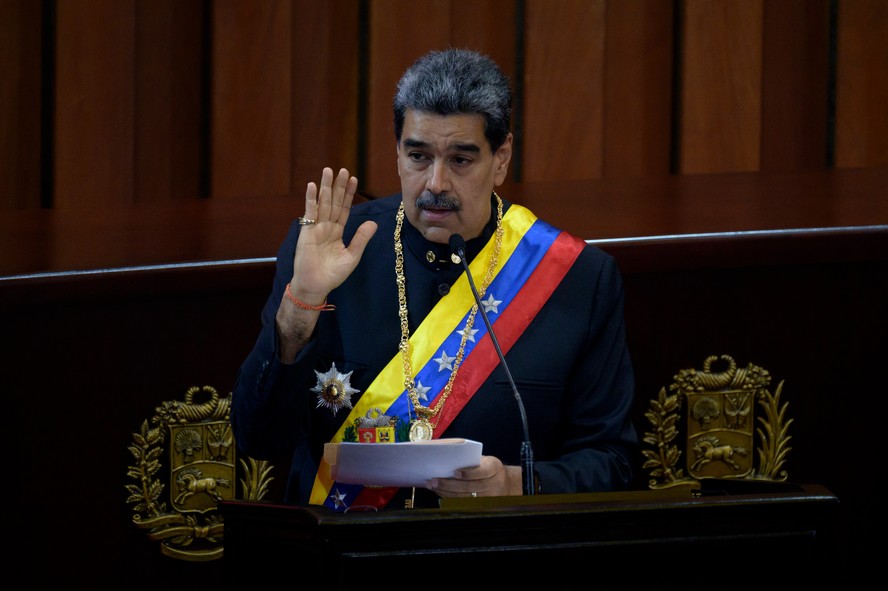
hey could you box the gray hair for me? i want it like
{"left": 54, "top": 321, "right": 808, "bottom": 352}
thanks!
{"left": 393, "top": 48, "right": 512, "bottom": 152}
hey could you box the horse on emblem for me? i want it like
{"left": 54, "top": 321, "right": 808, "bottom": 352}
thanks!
{"left": 691, "top": 435, "right": 748, "bottom": 471}
{"left": 174, "top": 467, "right": 231, "bottom": 504}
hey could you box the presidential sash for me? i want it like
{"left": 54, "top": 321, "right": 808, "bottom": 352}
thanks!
{"left": 309, "top": 204, "right": 585, "bottom": 510}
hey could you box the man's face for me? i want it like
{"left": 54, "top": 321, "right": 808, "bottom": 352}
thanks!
{"left": 397, "top": 110, "right": 512, "bottom": 244}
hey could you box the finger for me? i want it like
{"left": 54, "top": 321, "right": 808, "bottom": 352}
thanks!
{"left": 329, "top": 168, "right": 350, "bottom": 215}
{"left": 316, "top": 167, "right": 334, "bottom": 221}
{"left": 304, "top": 180, "right": 319, "bottom": 221}
{"left": 335, "top": 174, "right": 359, "bottom": 225}
{"left": 427, "top": 475, "right": 482, "bottom": 497}
{"left": 345, "top": 221, "right": 378, "bottom": 257}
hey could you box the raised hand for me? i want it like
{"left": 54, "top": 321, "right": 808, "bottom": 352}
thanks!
{"left": 290, "top": 167, "right": 378, "bottom": 306}
{"left": 275, "top": 167, "right": 378, "bottom": 362}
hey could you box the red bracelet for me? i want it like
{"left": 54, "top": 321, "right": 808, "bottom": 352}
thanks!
{"left": 285, "top": 283, "right": 335, "bottom": 311}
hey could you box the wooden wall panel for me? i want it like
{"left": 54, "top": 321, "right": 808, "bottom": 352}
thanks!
{"left": 603, "top": 0, "right": 674, "bottom": 178}
{"left": 290, "top": 0, "right": 360, "bottom": 192}
{"left": 3, "top": 0, "right": 888, "bottom": 214}
{"left": 450, "top": 0, "right": 518, "bottom": 188}
{"left": 134, "top": 0, "right": 204, "bottom": 202}
{"left": 835, "top": 0, "right": 888, "bottom": 168}
{"left": 450, "top": 0, "right": 517, "bottom": 71}
{"left": 54, "top": 0, "right": 136, "bottom": 209}
{"left": 0, "top": 0, "right": 43, "bottom": 210}
{"left": 211, "top": 0, "right": 291, "bottom": 200}
{"left": 760, "top": 0, "right": 830, "bottom": 172}
{"left": 679, "top": 0, "right": 763, "bottom": 174}
{"left": 364, "top": 0, "right": 517, "bottom": 198}
{"left": 523, "top": 0, "right": 606, "bottom": 182}
{"left": 365, "top": 0, "right": 452, "bottom": 197}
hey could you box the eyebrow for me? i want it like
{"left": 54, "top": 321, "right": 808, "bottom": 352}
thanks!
{"left": 402, "top": 138, "right": 481, "bottom": 154}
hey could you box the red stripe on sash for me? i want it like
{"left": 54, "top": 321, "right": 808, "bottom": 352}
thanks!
{"left": 352, "top": 485, "right": 400, "bottom": 509}
{"left": 437, "top": 232, "right": 584, "bottom": 432}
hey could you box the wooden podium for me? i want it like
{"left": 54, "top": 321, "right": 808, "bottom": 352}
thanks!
{"left": 220, "top": 481, "right": 838, "bottom": 588}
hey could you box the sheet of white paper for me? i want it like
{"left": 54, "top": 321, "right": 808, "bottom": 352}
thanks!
{"left": 324, "top": 438, "right": 483, "bottom": 487}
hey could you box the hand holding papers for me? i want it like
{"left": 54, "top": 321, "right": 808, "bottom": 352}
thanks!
{"left": 323, "top": 438, "right": 483, "bottom": 488}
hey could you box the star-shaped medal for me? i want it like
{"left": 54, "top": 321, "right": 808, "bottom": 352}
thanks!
{"left": 311, "top": 363, "right": 360, "bottom": 416}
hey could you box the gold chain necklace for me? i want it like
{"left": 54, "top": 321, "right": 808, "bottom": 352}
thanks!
{"left": 395, "top": 194, "right": 504, "bottom": 441}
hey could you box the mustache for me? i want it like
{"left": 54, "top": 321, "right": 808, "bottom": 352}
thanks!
{"left": 415, "top": 190, "right": 460, "bottom": 211}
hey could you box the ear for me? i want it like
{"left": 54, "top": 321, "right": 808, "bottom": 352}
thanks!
{"left": 493, "top": 133, "right": 513, "bottom": 186}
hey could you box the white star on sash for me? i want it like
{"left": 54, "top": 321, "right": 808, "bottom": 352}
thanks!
{"left": 330, "top": 488, "right": 347, "bottom": 509}
{"left": 414, "top": 380, "right": 431, "bottom": 402}
{"left": 458, "top": 325, "right": 479, "bottom": 342}
{"left": 434, "top": 351, "right": 455, "bottom": 371}
{"left": 482, "top": 293, "right": 502, "bottom": 314}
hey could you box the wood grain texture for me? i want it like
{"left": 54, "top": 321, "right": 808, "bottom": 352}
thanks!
{"left": 54, "top": 0, "right": 136, "bottom": 209}
{"left": 365, "top": 0, "right": 452, "bottom": 197}
{"left": 0, "top": 0, "right": 43, "bottom": 209}
{"left": 603, "top": 0, "right": 674, "bottom": 178}
{"left": 679, "top": 0, "right": 763, "bottom": 173}
{"left": 760, "top": 0, "right": 830, "bottom": 172}
{"left": 290, "top": 0, "right": 360, "bottom": 191}
{"left": 523, "top": 0, "right": 606, "bottom": 182}
{"left": 134, "top": 0, "right": 204, "bottom": 202}
{"left": 835, "top": 0, "right": 888, "bottom": 168}
{"left": 211, "top": 0, "right": 291, "bottom": 199}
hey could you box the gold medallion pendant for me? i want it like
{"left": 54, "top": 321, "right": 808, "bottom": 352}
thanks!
{"left": 409, "top": 418, "right": 434, "bottom": 441}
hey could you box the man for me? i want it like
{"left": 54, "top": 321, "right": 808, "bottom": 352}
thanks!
{"left": 231, "top": 48, "right": 638, "bottom": 511}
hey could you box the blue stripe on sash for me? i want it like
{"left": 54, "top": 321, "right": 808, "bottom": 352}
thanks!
{"left": 388, "top": 219, "right": 561, "bottom": 425}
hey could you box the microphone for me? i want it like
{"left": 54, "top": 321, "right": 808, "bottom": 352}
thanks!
{"left": 449, "top": 233, "right": 536, "bottom": 495}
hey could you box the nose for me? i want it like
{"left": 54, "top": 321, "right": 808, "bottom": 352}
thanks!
{"left": 426, "top": 160, "right": 451, "bottom": 194}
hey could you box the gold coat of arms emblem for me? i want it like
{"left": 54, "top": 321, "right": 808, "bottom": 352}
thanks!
{"left": 642, "top": 355, "right": 793, "bottom": 489}
{"left": 125, "top": 386, "right": 274, "bottom": 561}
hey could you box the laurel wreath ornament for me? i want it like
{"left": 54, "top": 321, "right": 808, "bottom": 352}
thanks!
{"left": 125, "top": 386, "right": 274, "bottom": 561}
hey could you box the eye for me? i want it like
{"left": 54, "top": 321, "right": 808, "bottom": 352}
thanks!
{"left": 452, "top": 156, "right": 472, "bottom": 166}
{"left": 407, "top": 151, "right": 428, "bottom": 162}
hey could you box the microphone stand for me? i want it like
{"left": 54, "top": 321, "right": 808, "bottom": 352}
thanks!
{"left": 450, "top": 234, "right": 536, "bottom": 495}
